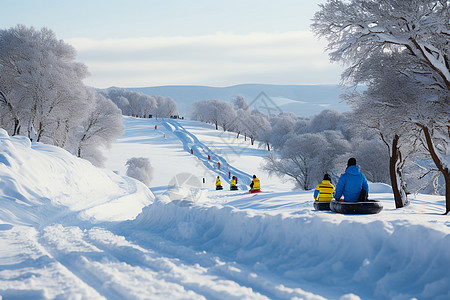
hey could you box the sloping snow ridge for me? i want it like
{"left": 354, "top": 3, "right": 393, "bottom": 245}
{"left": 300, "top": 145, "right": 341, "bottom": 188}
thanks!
{"left": 0, "top": 128, "right": 153, "bottom": 225}
{"left": 1, "top": 118, "right": 450, "bottom": 300}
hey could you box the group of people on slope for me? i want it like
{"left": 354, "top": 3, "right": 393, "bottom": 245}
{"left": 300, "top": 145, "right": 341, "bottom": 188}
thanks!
{"left": 215, "top": 174, "right": 260, "bottom": 192}
{"left": 314, "top": 157, "right": 369, "bottom": 203}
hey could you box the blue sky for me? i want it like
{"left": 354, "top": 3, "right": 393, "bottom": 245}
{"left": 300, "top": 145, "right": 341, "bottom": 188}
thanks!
{"left": 1, "top": 0, "right": 342, "bottom": 88}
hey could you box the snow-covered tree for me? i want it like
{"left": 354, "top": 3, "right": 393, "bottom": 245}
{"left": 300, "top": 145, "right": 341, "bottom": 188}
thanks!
{"left": 154, "top": 96, "right": 178, "bottom": 118}
{"left": 232, "top": 95, "right": 249, "bottom": 111}
{"left": 267, "top": 113, "right": 298, "bottom": 150}
{"left": 126, "top": 157, "right": 154, "bottom": 186}
{"left": 191, "top": 99, "right": 235, "bottom": 131}
{"left": 106, "top": 89, "right": 177, "bottom": 118}
{"left": 69, "top": 90, "right": 124, "bottom": 167}
{"left": 263, "top": 131, "right": 351, "bottom": 190}
{"left": 313, "top": 0, "right": 450, "bottom": 213}
{"left": 0, "top": 25, "right": 90, "bottom": 144}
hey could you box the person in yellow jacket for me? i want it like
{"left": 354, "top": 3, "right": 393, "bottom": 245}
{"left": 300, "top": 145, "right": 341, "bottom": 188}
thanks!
{"left": 231, "top": 176, "right": 237, "bottom": 187}
{"left": 313, "top": 174, "right": 335, "bottom": 202}
{"left": 216, "top": 176, "right": 221, "bottom": 186}
{"left": 250, "top": 175, "right": 260, "bottom": 190}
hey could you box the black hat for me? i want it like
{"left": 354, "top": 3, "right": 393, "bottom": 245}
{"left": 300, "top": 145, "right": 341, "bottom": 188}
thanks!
{"left": 323, "top": 174, "right": 331, "bottom": 181}
{"left": 253, "top": 175, "right": 256, "bottom": 178}
{"left": 347, "top": 157, "right": 356, "bottom": 167}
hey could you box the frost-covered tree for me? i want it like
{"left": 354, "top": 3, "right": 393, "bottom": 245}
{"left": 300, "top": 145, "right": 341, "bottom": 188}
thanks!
{"left": 232, "top": 95, "right": 249, "bottom": 111}
{"left": 313, "top": 0, "right": 450, "bottom": 213}
{"left": 244, "top": 109, "right": 270, "bottom": 146}
{"left": 154, "top": 96, "right": 178, "bottom": 118}
{"left": 267, "top": 113, "right": 298, "bottom": 150}
{"left": 106, "top": 89, "right": 177, "bottom": 118}
{"left": 69, "top": 90, "right": 124, "bottom": 167}
{"left": 126, "top": 157, "right": 154, "bottom": 186}
{"left": 263, "top": 131, "right": 351, "bottom": 190}
{"left": 0, "top": 25, "right": 90, "bottom": 144}
{"left": 230, "top": 108, "right": 251, "bottom": 139}
{"left": 191, "top": 99, "right": 235, "bottom": 131}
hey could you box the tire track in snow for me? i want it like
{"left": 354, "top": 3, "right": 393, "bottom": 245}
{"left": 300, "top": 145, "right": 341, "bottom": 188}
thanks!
{"left": 162, "top": 120, "right": 253, "bottom": 189}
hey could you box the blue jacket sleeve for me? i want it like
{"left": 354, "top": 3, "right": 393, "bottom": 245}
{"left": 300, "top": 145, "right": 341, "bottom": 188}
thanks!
{"left": 313, "top": 188, "right": 319, "bottom": 199}
{"left": 362, "top": 174, "right": 369, "bottom": 193}
{"left": 334, "top": 175, "right": 345, "bottom": 200}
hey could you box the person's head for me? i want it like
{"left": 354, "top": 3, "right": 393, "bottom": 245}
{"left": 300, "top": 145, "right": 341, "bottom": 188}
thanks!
{"left": 253, "top": 175, "right": 256, "bottom": 178}
{"left": 323, "top": 174, "right": 331, "bottom": 181}
{"left": 347, "top": 157, "right": 357, "bottom": 167}
{"left": 217, "top": 176, "right": 219, "bottom": 178}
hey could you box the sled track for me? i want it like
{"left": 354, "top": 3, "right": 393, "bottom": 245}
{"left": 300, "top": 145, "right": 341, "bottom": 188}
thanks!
{"left": 36, "top": 224, "right": 307, "bottom": 300}
{"left": 162, "top": 120, "right": 253, "bottom": 188}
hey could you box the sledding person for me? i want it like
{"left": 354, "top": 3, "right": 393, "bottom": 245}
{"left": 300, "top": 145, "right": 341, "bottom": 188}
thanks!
{"left": 250, "top": 175, "right": 260, "bottom": 191}
{"left": 215, "top": 176, "right": 223, "bottom": 190}
{"left": 334, "top": 158, "right": 369, "bottom": 202}
{"left": 230, "top": 176, "right": 238, "bottom": 190}
{"left": 314, "top": 174, "right": 335, "bottom": 202}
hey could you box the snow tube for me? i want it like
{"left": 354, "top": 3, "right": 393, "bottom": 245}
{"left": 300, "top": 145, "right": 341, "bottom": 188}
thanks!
{"left": 313, "top": 201, "right": 331, "bottom": 211}
{"left": 330, "top": 200, "right": 383, "bottom": 214}
{"left": 249, "top": 189, "right": 262, "bottom": 193}
{"left": 216, "top": 185, "right": 223, "bottom": 190}
{"left": 230, "top": 185, "right": 238, "bottom": 191}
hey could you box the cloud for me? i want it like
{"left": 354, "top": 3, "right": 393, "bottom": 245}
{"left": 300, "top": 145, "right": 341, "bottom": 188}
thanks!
{"left": 68, "top": 31, "right": 343, "bottom": 88}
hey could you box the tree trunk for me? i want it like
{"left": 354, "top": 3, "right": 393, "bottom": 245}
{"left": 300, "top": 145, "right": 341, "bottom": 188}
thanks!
{"left": 267, "top": 142, "right": 270, "bottom": 151}
{"left": 389, "top": 134, "right": 408, "bottom": 208}
{"left": 421, "top": 125, "right": 450, "bottom": 214}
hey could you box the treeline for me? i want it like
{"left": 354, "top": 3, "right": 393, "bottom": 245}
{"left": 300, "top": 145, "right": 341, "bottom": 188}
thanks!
{"left": 0, "top": 25, "right": 123, "bottom": 166}
{"left": 104, "top": 88, "right": 179, "bottom": 119}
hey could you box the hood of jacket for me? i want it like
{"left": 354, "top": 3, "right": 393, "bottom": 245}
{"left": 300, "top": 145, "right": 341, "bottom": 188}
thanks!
{"left": 345, "top": 165, "right": 361, "bottom": 176}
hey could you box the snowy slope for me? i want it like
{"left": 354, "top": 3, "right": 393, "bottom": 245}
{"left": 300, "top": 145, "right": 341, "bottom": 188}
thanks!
{"left": 0, "top": 118, "right": 449, "bottom": 300}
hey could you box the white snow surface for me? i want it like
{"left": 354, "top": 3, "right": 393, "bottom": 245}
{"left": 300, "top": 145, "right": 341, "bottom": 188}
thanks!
{"left": 0, "top": 117, "right": 449, "bottom": 300}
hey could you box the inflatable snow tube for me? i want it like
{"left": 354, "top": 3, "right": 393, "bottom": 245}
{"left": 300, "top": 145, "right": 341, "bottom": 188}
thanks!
{"left": 216, "top": 185, "right": 223, "bottom": 190}
{"left": 330, "top": 200, "right": 383, "bottom": 214}
{"left": 313, "top": 201, "right": 331, "bottom": 211}
{"left": 230, "top": 186, "right": 238, "bottom": 191}
{"left": 249, "top": 189, "right": 262, "bottom": 193}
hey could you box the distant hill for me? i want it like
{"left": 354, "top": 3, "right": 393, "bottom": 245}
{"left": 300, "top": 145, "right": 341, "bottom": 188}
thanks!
{"left": 123, "top": 84, "right": 353, "bottom": 117}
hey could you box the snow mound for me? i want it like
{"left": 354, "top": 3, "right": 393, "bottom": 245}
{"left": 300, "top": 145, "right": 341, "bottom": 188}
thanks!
{"left": 0, "top": 129, "right": 154, "bottom": 224}
{"left": 128, "top": 195, "right": 450, "bottom": 299}
{"left": 369, "top": 182, "right": 393, "bottom": 194}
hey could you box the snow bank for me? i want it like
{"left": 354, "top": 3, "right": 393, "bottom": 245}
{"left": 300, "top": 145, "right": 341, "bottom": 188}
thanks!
{"left": 0, "top": 129, "right": 153, "bottom": 224}
{"left": 129, "top": 195, "right": 450, "bottom": 300}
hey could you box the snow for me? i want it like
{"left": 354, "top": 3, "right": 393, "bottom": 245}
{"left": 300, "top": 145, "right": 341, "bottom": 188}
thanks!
{"left": 1, "top": 117, "right": 449, "bottom": 300}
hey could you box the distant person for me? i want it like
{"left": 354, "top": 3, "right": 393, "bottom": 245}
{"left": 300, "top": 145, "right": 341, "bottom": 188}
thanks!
{"left": 218, "top": 162, "right": 221, "bottom": 169}
{"left": 230, "top": 176, "right": 238, "bottom": 190}
{"left": 250, "top": 175, "right": 260, "bottom": 191}
{"left": 215, "top": 176, "right": 223, "bottom": 190}
{"left": 334, "top": 158, "right": 369, "bottom": 202}
{"left": 314, "top": 174, "right": 335, "bottom": 202}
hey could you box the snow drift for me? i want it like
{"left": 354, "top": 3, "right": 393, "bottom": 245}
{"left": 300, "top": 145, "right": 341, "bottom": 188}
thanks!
{"left": 0, "top": 128, "right": 153, "bottom": 225}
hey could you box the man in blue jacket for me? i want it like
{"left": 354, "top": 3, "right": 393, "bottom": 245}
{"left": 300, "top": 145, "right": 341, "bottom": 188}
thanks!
{"left": 334, "top": 158, "right": 369, "bottom": 202}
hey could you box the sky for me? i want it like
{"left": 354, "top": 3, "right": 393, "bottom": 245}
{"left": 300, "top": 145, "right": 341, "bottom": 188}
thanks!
{"left": 1, "top": 0, "right": 343, "bottom": 88}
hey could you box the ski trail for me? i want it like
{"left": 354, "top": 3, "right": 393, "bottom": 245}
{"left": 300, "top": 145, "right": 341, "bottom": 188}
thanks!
{"left": 162, "top": 119, "right": 253, "bottom": 189}
{"left": 37, "top": 224, "right": 278, "bottom": 300}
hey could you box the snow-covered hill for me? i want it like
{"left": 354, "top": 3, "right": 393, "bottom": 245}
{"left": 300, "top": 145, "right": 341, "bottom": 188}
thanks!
{"left": 126, "top": 84, "right": 353, "bottom": 117}
{"left": 0, "top": 117, "right": 449, "bottom": 300}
